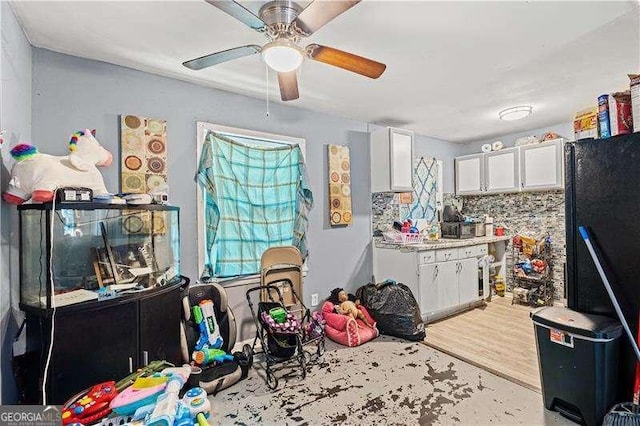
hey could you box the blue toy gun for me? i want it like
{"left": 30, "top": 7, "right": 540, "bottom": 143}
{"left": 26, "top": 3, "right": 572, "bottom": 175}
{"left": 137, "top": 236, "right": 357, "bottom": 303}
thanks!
{"left": 193, "top": 300, "right": 223, "bottom": 351}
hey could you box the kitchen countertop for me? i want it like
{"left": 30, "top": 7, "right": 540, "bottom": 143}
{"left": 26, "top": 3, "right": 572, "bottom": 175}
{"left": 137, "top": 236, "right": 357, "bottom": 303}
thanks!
{"left": 374, "top": 235, "right": 511, "bottom": 251}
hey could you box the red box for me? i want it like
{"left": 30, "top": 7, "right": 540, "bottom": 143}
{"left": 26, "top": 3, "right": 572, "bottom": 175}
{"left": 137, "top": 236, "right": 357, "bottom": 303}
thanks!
{"left": 608, "top": 92, "right": 633, "bottom": 136}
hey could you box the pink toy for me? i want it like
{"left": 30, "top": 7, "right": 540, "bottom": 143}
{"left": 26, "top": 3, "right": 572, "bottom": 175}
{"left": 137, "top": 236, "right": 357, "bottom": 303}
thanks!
{"left": 109, "top": 382, "right": 166, "bottom": 416}
{"left": 322, "top": 301, "right": 378, "bottom": 347}
{"left": 3, "top": 129, "right": 112, "bottom": 205}
{"left": 261, "top": 311, "right": 301, "bottom": 334}
{"left": 109, "top": 365, "right": 191, "bottom": 416}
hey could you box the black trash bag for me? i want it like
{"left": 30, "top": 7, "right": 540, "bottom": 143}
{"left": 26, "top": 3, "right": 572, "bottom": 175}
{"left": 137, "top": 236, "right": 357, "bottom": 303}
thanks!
{"left": 356, "top": 280, "right": 425, "bottom": 341}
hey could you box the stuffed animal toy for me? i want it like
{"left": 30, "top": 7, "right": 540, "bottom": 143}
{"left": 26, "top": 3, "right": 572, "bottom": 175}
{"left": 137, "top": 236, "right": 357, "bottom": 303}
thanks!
{"left": 328, "top": 287, "right": 374, "bottom": 329}
{"left": 2, "top": 129, "right": 113, "bottom": 204}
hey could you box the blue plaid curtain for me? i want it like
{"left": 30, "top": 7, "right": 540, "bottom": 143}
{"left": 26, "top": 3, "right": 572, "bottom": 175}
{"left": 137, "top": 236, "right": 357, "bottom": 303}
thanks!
{"left": 197, "top": 131, "right": 313, "bottom": 278}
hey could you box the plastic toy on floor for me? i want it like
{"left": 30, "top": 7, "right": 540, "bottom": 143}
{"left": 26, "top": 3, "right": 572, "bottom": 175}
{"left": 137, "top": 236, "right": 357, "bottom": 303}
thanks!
{"left": 61, "top": 360, "right": 172, "bottom": 425}
{"left": 2, "top": 129, "right": 113, "bottom": 205}
{"left": 109, "top": 365, "right": 191, "bottom": 416}
{"left": 145, "top": 366, "right": 194, "bottom": 426}
{"left": 322, "top": 289, "right": 378, "bottom": 348}
{"left": 126, "top": 387, "right": 210, "bottom": 426}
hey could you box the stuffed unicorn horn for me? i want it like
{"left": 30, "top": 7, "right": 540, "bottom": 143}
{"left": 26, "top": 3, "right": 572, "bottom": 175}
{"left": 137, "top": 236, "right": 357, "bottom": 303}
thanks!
{"left": 2, "top": 129, "right": 113, "bottom": 205}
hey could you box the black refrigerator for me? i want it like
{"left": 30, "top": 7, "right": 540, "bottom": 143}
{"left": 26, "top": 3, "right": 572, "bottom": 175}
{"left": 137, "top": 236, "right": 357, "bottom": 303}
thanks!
{"left": 565, "top": 132, "right": 640, "bottom": 402}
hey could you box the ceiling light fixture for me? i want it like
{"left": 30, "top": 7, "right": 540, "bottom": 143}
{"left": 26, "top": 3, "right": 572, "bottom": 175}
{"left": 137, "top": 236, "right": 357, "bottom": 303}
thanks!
{"left": 498, "top": 106, "right": 533, "bottom": 121}
{"left": 261, "top": 40, "right": 304, "bottom": 73}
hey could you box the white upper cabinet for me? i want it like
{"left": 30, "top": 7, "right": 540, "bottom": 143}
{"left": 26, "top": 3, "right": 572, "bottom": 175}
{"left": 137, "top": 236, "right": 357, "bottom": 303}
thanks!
{"left": 455, "top": 154, "right": 484, "bottom": 195}
{"left": 520, "top": 139, "right": 565, "bottom": 191}
{"left": 370, "top": 127, "right": 414, "bottom": 192}
{"left": 454, "top": 140, "right": 566, "bottom": 195}
{"left": 485, "top": 147, "right": 520, "bottom": 193}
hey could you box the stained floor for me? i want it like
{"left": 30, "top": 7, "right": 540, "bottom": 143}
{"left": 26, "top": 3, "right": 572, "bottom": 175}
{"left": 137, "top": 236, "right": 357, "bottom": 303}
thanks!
{"left": 213, "top": 335, "right": 571, "bottom": 425}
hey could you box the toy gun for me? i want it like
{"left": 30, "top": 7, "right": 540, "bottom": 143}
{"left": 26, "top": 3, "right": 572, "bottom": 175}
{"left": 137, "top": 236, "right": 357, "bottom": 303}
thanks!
{"left": 110, "top": 364, "right": 190, "bottom": 417}
{"left": 192, "top": 348, "right": 234, "bottom": 366}
{"left": 115, "top": 364, "right": 191, "bottom": 426}
{"left": 193, "top": 300, "right": 223, "bottom": 350}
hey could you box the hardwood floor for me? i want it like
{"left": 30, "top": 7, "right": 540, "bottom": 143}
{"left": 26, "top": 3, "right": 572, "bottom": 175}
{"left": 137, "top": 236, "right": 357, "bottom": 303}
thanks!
{"left": 423, "top": 295, "right": 543, "bottom": 392}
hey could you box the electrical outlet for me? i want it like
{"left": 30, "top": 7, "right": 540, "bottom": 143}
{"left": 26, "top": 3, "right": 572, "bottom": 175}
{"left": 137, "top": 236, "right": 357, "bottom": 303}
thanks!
{"left": 311, "top": 293, "right": 319, "bottom": 306}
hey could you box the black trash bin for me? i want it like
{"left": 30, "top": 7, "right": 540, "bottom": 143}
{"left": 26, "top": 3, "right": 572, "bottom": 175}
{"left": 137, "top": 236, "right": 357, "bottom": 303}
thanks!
{"left": 531, "top": 307, "right": 622, "bottom": 426}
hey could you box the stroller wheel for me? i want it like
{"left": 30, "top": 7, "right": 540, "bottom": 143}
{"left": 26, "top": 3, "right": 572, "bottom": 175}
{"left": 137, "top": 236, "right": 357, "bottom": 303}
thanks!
{"left": 266, "top": 370, "right": 278, "bottom": 390}
{"left": 233, "top": 345, "right": 253, "bottom": 369}
{"left": 299, "top": 352, "right": 307, "bottom": 379}
{"left": 317, "top": 338, "right": 326, "bottom": 358}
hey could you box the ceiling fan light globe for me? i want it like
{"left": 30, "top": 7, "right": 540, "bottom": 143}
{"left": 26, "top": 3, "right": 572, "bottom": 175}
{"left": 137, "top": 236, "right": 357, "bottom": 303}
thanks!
{"left": 262, "top": 43, "right": 303, "bottom": 73}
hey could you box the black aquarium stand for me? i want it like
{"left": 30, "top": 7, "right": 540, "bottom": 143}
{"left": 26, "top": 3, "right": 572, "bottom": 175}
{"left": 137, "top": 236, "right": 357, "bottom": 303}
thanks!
{"left": 15, "top": 277, "right": 188, "bottom": 405}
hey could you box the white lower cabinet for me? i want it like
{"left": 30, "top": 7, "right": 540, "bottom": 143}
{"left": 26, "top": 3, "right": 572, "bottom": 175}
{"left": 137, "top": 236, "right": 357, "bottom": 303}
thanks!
{"left": 419, "top": 263, "right": 439, "bottom": 316}
{"left": 457, "top": 257, "right": 480, "bottom": 305}
{"left": 436, "top": 261, "right": 460, "bottom": 311}
{"left": 417, "top": 248, "right": 483, "bottom": 321}
{"left": 374, "top": 244, "right": 486, "bottom": 323}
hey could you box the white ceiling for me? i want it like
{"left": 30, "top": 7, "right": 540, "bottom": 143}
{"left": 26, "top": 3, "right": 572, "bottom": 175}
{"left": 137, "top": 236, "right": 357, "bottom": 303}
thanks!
{"left": 11, "top": 0, "right": 640, "bottom": 142}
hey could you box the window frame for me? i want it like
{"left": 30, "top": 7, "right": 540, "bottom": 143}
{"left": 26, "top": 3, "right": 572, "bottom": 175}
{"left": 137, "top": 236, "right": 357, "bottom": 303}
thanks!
{"left": 195, "top": 121, "right": 306, "bottom": 279}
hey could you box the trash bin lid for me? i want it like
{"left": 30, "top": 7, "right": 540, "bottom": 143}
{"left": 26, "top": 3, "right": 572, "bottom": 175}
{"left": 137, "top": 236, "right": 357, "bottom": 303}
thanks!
{"left": 531, "top": 307, "right": 622, "bottom": 340}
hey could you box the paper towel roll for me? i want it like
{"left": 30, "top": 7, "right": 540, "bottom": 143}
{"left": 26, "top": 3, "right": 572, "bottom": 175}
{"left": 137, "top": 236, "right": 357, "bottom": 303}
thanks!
{"left": 481, "top": 144, "right": 492, "bottom": 153}
{"left": 492, "top": 141, "right": 504, "bottom": 151}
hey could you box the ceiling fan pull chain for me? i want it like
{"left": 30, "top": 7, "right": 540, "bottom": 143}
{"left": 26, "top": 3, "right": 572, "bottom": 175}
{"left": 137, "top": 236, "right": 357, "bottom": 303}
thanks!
{"left": 265, "top": 62, "right": 270, "bottom": 118}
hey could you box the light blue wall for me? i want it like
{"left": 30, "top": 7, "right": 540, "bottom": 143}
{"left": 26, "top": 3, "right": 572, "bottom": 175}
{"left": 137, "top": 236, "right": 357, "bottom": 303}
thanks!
{"left": 414, "top": 134, "right": 464, "bottom": 193}
{"left": 459, "top": 122, "right": 574, "bottom": 156}
{"left": 1, "top": 2, "right": 32, "bottom": 404}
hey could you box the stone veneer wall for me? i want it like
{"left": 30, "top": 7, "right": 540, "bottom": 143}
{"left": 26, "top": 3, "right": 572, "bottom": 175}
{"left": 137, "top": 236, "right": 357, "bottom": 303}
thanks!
{"left": 372, "top": 193, "right": 399, "bottom": 235}
{"left": 444, "top": 191, "right": 566, "bottom": 300}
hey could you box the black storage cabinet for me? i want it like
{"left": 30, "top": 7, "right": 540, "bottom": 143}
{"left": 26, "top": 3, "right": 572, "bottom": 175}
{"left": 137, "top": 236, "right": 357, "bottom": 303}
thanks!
{"left": 16, "top": 278, "right": 188, "bottom": 405}
{"left": 531, "top": 307, "right": 622, "bottom": 426}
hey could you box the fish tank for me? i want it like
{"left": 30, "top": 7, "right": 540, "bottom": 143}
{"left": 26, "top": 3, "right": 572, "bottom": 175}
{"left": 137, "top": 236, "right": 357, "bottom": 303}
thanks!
{"left": 18, "top": 203, "right": 180, "bottom": 311}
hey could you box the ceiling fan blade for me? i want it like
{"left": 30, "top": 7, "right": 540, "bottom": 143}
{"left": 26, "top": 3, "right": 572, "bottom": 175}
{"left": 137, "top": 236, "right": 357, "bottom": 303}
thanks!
{"left": 292, "top": 0, "right": 360, "bottom": 36}
{"left": 306, "top": 44, "right": 386, "bottom": 79}
{"left": 183, "top": 45, "right": 261, "bottom": 70}
{"left": 205, "top": 0, "right": 266, "bottom": 31}
{"left": 278, "top": 71, "right": 299, "bottom": 101}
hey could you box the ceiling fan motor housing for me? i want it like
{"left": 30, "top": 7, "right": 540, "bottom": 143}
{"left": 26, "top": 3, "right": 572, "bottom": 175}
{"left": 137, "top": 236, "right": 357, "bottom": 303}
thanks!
{"left": 259, "top": 1, "right": 303, "bottom": 26}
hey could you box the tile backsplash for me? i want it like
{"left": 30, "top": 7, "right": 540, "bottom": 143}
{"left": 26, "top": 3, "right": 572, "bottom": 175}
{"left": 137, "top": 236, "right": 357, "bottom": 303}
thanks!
{"left": 445, "top": 191, "right": 566, "bottom": 300}
{"left": 372, "top": 192, "right": 400, "bottom": 235}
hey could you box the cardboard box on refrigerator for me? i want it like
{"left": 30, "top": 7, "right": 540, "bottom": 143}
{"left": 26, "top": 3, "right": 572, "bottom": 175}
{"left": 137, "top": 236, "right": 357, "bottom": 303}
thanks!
{"left": 574, "top": 107, "right": 598, "bottom": 140}
{"left": 597, "top": 94, "right": 611, "bottom": 138}
{"left": 608, "top": 91, "right": 633, "bottom": 136}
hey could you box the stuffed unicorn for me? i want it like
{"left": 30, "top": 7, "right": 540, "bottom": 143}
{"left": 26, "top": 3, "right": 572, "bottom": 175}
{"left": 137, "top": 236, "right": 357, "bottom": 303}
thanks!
{"left": 2, "top": 129, "right": 113, "bottom": 205}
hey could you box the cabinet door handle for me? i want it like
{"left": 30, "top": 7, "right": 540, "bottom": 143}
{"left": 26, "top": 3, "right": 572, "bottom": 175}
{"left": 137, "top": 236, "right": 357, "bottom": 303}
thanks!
{"left": 434, "top": 265, "right": 439, "bottom": 279}
{"left": 128, "top": 357, "right": 133, "bottom": 373}
{"left": 143, "top": 351, "right": 149, "bottom": 366}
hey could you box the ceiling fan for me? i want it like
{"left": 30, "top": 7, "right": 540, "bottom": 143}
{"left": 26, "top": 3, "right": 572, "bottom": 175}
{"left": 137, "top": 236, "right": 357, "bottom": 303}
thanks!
{"left": 183, "top": 0, "right": 386, "bottom": 101}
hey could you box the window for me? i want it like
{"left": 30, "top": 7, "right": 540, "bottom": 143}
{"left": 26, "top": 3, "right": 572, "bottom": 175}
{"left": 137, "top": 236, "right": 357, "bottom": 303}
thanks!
{"left": 197, "top": 122, "right": 312, "bottom": 277}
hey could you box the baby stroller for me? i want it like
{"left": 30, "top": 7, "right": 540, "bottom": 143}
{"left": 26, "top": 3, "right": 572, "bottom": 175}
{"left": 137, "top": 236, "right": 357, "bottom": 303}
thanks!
{"left": 246, "top": 283, "right": 325, "bottom": 390}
